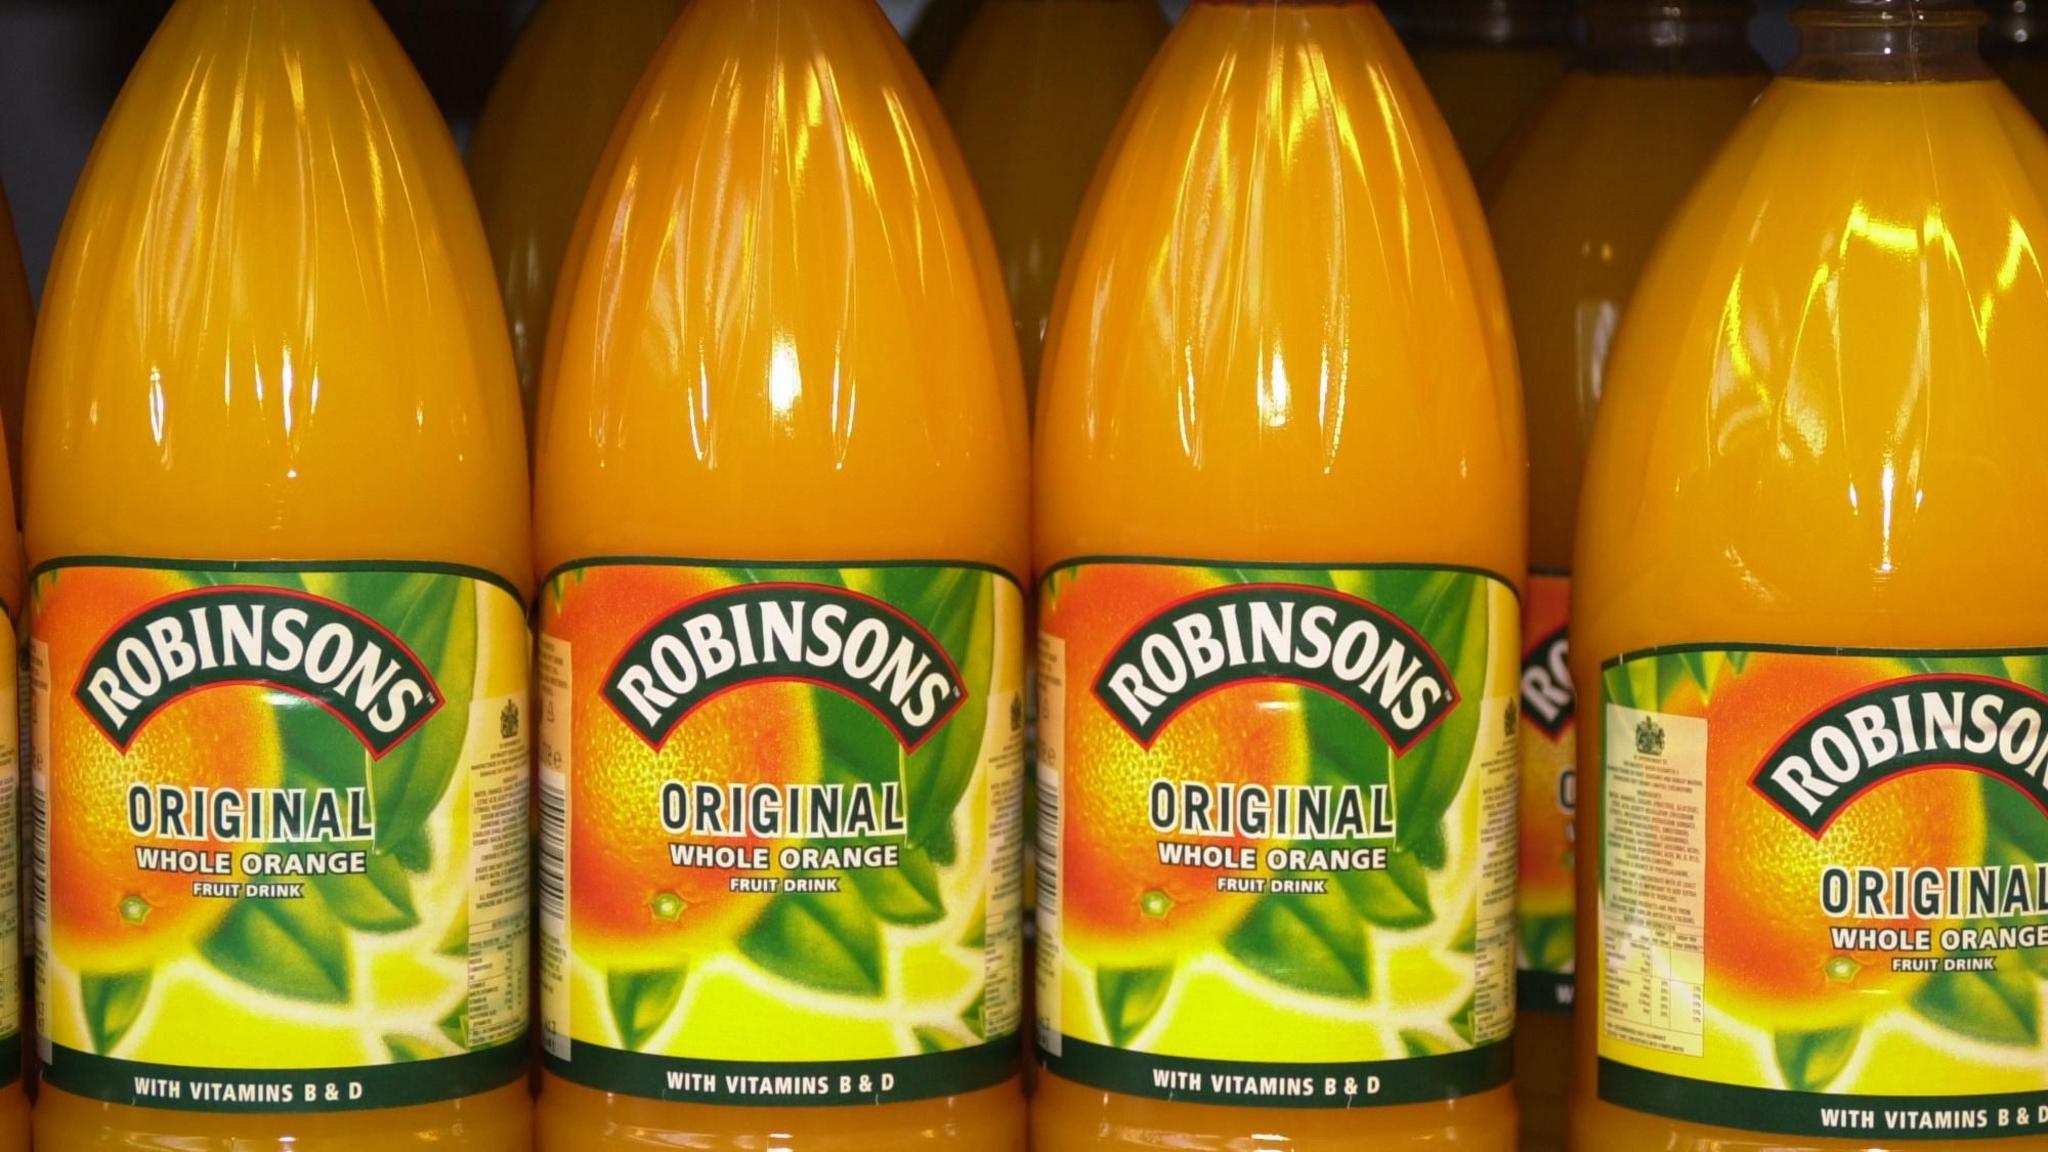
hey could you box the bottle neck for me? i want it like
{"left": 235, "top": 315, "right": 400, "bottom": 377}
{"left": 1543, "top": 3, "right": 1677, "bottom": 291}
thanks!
{"left": 1578, "top": 5, "right": 1768, "bottom": 75}
{"left": 1785, "top": 3, "right": 1991, "bottom": 81}
{"left": 1403, "top": 0, "right": 1574, "bottom": 48}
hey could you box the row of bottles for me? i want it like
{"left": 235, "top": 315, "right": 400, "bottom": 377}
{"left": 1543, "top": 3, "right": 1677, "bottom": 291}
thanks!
{"left": 0, "top": 1, "right": 2038, "bottom": 1151}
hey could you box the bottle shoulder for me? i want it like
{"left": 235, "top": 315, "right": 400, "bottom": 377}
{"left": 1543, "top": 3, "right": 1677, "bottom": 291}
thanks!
{"left": 1576, "top": 79, "right": 2048, "bottom": 647}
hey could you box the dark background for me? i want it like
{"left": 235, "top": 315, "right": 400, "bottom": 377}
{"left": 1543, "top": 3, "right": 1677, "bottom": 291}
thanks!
{"left": 0, "top": 0, "right": 1801, "bottom": 301}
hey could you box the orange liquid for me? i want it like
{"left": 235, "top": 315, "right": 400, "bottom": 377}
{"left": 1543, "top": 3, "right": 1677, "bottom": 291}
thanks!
{"left": 532, "top": 0, "right": 1028, "bottom": 1147}
{"left": 939, "top": 0, "right": 1166, "bottom": 404}
{"left": 25, "top": 1, "right": 530, "bottom": 1149}
{"left": 1571, "top": 74, "right": 2048, "bottom": 1152}
{"left": 468, "top": 0, "right": 685, "bottom": 428}
{"left": 1488, "top": 59, "right": 1765, "bottom": 1152}
{"left": 1033, "top": 2, "right": 1522, "bottom": 1147}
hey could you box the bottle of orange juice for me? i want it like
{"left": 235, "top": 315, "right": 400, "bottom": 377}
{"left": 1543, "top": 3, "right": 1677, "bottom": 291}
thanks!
{"left": 0, "top": 184, "right": 27, "bottom": 503}
{"left": 939, "top": 0, "right": 1168, "bottom": 405}
{"left": 1574, "top": 2, "right": 2048, "bottom": 1149}
{"left": 1033, "top": 2, "right": 1525, "bottom": 1149}
{"left": 1387, "top": 0, "right": 1572, "bottom": 174}
{"left": 1984, "top": 1, "right": 2048, "bottom": 123}
{"left": 1483, "top": 3, "right": 1765, "bottom": 1146}
{"left": 532, "top": 2, "right": 1029, "bottom": 1150}
{"left": 468, "top": 0, "right": 684, "bottom": 428}
{"left": 25, "top": 3, "right": 533, "bottom": 1151}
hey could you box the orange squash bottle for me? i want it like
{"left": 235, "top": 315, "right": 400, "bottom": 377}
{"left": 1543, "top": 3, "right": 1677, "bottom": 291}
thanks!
{"left": 1033, "top": 2, "right": 1525, "bottom": 1149}
{"left": 1575, "top": 2, "right": 2048, "bottom": 1149}
{"left": 26, "top": 2, "right": 533, "bottom": 1151}
{"left": 533, "top": 1, "right": 1029, "bottom": 1149}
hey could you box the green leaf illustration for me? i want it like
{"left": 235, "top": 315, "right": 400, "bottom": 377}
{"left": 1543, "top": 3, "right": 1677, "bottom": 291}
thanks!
{"left": 311, "top": 850, "right": 419, "bottom": 932}
{"left": 1450, "top": 904, "right": 1476, "bottom": 954}
{"left": 1678, "top": 650, "right": 1718, "bottom": 700}
{"left": 1451, "top": 994, "right": 1475, "bottom": 1043}
{"left": 439, "top": 907, "right": 470, "bottom": 957}
{"left": 277, "top": 694, "right": 366, "bottom": 793}
{"left": 391, "top": 828, "right": 433, "bottom": 875}
{"left": 1097, "top": 966, "right": 1174, "bottom": 1046}
{"left": 383, "top": 1033, "right": 443, "bottom": 1062}
{"left": 959, "top": 895, "right": 987, "bottom": 949}
{"left": 847, "top": 845, "right": 946, "bottom": 926}
{"left": 899, "top": 571, "right": 995, "bottom": 850}
{"left": 961, "top": 988, "right": 988, "bottom": 1038}
{"left": 739, "top": 889, "right": 885, "bottom": 997}
{"left": 924, "top": 814, "right": 959, "bottom": 867}
{"left": 1401, "top": 1028, "right": 1457, "bottom": 1058}
{"left": 1774, "top": 1026, "right": 1860, "bottom": 1091}
{"left": 1223, "top": 891, "right": 1369, "bottom": 1000}
{"left": 439, "top": 1002, "right": 468, "bottom": 1049}
{"left": 370, "top": 577, "right": 476, "bottom": 852}
{"left": 1521, "top": 913, "right": 1574, "bottom": 972}
{"left": 1912, "top": 965, "right": 2040, "bottom": 1046}
{"left": 1986, "top": 774, "right": 2048, "bottom": 862}
{"left": 80, "top": 970, "right": 151, "bottom": 1054}
{"left": 1393, "top": 579, "right": 1489, "bottom": 852}
{"left": 817, "top": 692, "right": 902, "bottom": 789}
{"left": 1408, "top": 820, "right": 1449, "bottom": 871}
{"left": 607, "top": 967, "right": 687, "bottom": 1052}
{"left": 915, "top": 1026, "right": 969, "bottom": 1053}
{"left": 1338, "top": 850, "right": 1434, "bottom": 930}
{"left": 200, "top": 896, "right": 351, "bottom": 1003}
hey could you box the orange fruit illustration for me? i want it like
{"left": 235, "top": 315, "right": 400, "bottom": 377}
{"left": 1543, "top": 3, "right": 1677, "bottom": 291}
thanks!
{"left": 1679, "top": 653, "right": 1986, "bottom": 1030}
{"left": 551, "top": 567, "right": 819, "bottom": 969}
{"left": 1518, "top": 729, "right": 1575, "bottom": 921}
{"left": 42, "top": 568, "right": 281, "bottom": 973}
{"left": 1046, "top": 565, "right": 1307, "bottom": 968}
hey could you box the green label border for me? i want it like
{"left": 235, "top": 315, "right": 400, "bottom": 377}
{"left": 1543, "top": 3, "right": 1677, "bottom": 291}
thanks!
{"left": 1600, "top": 1059, "right": 2048, "bottom": 1140}
{"left": 1042, "top": 1037, "right": 1511, "bottom": 1108}
{"left": 31, "top": 556, "right": 525, "bottom": 604}
{"left": 1038, "top": 555, "right": 1520, "bottom": 599}
{"left": 544, "top": 1037, "right": 1017, "bottom": 1106}
{"left": 1517, "top": 971, "right": 1573, "bottom": 1015}
{"left": 44, "top": 1039, "right": 526, "bottom": 1112}
{"left": 539, "top": 555, "right": 1024, "bottom": 598}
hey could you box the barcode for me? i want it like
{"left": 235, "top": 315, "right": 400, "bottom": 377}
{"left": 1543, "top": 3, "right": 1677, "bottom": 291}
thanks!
{"left": 1034, "top": 764, "right": 1059, "bottom": 923}
{"left": 1034, "top": 633, "right": 1065, "bottom": 1057}
{"left": 28, "top": 776, "right": 46, "bottom": 946}
{"left": 537, "top": 775, "right": 567, "bottom": 923}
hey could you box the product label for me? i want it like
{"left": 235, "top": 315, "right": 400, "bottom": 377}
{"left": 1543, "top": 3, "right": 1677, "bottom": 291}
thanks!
{"left": 1597, "top": 646, "right": 2048, "bottom": 1140}
{"left": 31, "top": 560, "right": 531, "bottom": 1111}
{"left": 0, "top": 608, "right": 20, "bottom": 1089}
{"left": 1035, "top": 560, "right": 1520, "bottom": 1107}
{"left": 1518, "top": 572, "right": 1575, "bottom": 1012}
{"left": 536, "top": 560, "right": 1024, "bottom": 1106}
